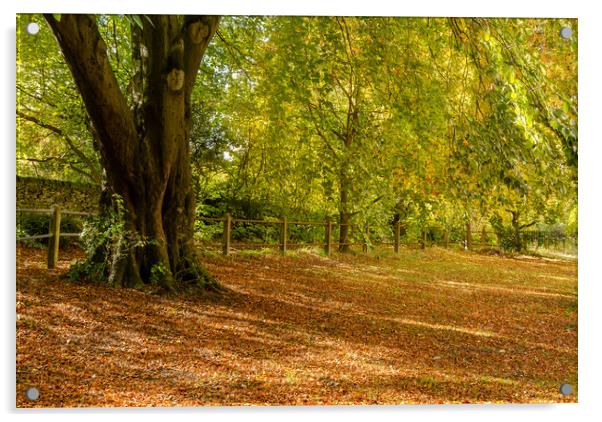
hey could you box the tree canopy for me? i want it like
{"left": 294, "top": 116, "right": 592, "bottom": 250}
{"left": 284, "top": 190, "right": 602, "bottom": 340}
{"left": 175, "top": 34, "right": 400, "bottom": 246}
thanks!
{"left": 17, "top": 15, "right": 578, "bottom": 285}
{"left": 190, "top": 16, "right": 577, "bottom": 238}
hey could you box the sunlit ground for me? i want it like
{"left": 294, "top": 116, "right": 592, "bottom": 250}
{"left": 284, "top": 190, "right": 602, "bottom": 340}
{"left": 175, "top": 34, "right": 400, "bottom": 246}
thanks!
{"left": 16, "top": 245, "right": 577, "bottom": 406}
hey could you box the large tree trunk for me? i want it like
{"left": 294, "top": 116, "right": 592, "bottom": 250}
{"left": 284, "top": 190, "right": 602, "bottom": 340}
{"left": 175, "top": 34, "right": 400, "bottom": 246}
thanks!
{"left": 45, "top": 14, "right": 220, "bottom": 293}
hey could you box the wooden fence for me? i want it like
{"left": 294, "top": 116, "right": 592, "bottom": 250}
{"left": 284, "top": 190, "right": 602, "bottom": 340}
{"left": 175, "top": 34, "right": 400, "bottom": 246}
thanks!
{"left": 17, "top": 208, "right": 578, "bottom": 269}
{"left": 16, "top": 207, "right": 96, "bottom": 269}
{"left": 199, "top": 214, "right": 471, "bottom": 256}
{"left": 199, "top": 214, "right": 344, "bottom": 256}
{"left": 197, "top": 214, "right": 577, "bottom": 256}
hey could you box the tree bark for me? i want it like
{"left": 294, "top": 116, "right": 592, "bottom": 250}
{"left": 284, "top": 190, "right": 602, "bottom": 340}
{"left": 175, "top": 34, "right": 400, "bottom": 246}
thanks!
{"left": 510, "top": 210, "right": 526, "bottom": 252}
{"left": 338, "top": 169, "right": 351, "bottom": 252}
{"left": 45, "top": 14, "right": 220, "bottom": 293}
{"left": 339, "top": 212, "right": 351, "bottom": 253}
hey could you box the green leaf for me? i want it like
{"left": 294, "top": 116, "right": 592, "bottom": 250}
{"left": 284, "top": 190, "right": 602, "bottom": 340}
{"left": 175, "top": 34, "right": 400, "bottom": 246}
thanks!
{"left": 131, "top": 15, "right": 144, "bottom": 30}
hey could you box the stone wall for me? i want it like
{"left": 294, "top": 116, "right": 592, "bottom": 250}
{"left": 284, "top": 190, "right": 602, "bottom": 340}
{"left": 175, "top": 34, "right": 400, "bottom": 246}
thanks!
{"left": 16, "top": 176, "right": 100, "bottom": 213}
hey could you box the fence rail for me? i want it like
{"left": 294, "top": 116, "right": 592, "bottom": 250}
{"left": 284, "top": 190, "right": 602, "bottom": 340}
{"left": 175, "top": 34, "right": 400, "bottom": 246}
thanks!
{"left": 17, "top": 234, "right": 51, "bottom": 241}
{"left": 16, "top": 208, "right": 56, "bottom": 215}
{"left": 16, "top": 206, "right": 96, "bottom": 269}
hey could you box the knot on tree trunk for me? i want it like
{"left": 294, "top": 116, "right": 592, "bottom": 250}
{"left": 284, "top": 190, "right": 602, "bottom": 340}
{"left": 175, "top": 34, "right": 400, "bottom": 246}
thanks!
{"left": 167, "top": 68, "right": 185, "bottom": 92}
{"left": 187, "top": 21, "right": 210, "bottom": 44}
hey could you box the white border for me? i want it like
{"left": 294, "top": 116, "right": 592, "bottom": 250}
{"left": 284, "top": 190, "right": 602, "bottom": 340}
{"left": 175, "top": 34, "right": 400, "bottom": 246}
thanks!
{"left": 3, "top": 1, "right": 601, "bottom": 421}
{"left": 12, "top": 0, "right": 582, "bottom": 17}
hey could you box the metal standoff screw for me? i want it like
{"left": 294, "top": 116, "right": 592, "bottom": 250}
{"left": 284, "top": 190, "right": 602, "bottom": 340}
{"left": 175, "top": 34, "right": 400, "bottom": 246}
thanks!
{"left": 560, "top": 27, "right": 572, "bottom": 39}
{"left": 26, "top": 387, "right": 40, "bottom": 400}
{"left": 25, "top": 22, "right": 40, "bottom": 35}
{"left": 559, "top": 383, "right": 573, "bottom": 396}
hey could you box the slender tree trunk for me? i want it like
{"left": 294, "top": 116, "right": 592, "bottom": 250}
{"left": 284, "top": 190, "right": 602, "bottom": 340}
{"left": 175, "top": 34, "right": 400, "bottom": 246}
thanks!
{"left": 339, "top": 212, "right": 351, "bottom": 252}
{"left": 338, "top": 170, "right": 351, "bottom": 252}
{"left": 510, "top": 211, "right": 524, "bottom": 252}
{"left": 45, "top": 14, "right": 220, "bottom": 293}
{"left": 481, "top": 226, "right": 489, "bottom": 245}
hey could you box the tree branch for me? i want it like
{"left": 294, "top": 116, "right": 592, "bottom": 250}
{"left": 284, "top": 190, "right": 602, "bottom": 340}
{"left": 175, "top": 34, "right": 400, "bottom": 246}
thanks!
{"left": 44, "top": 14, "right": 138, "bottom": 183}
{"left": 519, "top": 221, "right": 537, "bottom": 230}
{"left": 349, "top": 195, "right": 385, "bottom": 217}
{"left": 18, "top": 156, "right": 62, "bottom": 163}
{"left": 17, "top": 110, "right": 101, "bottom": 183}
{"left": 67, "top": 163, "right": 96, "bottom": 181}
{"left": 183, "top": 16, "right": 221, "bottom": 101}
{"left": 307, "top": 103, "right": 339, "bottom": 159}
{"left": 216, "top": 29, "right": 257, "bottom": 66}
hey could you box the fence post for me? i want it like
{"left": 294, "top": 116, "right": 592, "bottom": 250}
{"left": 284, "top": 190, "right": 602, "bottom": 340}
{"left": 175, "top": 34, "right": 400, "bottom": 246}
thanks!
{"left": 280, "top": 216, "right": 288, "bottom": 255}
{"left": 324, "top": 218, "right": 332, "bottom": 256}
{"left": 222, "top": 213, "right": 232, "bottom": 256}
{"left": 420, "top": 229, "right": 427, "bottom": 249}
{"left": 465, "top": 222, "right": 472, "bottom": 250}
{"left": 394, "top": 221, "right": 400, "bottom": 253}
{"left": 47, "top": 206, "right": 61, "bottom": 269}
{"left": 444, "top": 229, "right": 449, "bottom": 249}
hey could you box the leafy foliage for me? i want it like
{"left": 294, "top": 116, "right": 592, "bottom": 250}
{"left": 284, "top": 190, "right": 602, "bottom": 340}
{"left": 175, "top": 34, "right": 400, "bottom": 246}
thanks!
{"left": 16, "top": 15, "right": 102, "bottom": 183}
{"left": 67, "top": 195, "right": 153, "bottom": 288}
{"left": 17, "top": 213, "right": 83, "bottom": 248}
{"left": 17, "top": 16, "right": 577, "bottom": 249}
{"left": 490, "top": 214, "right": 522, "bottom": 252}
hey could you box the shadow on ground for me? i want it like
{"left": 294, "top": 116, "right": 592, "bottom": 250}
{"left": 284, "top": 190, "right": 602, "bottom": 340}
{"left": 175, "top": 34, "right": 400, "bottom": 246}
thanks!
{"left": 16, "top": 246, "right": 577, "bottom": 406}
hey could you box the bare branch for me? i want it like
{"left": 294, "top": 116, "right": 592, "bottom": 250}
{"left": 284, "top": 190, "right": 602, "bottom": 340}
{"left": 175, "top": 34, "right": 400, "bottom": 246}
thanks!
{"left": 307, "top": 103, "right": 339, "bottom": 158}
{"left": 17, "top": 156, "right": 62, "bottom": 163}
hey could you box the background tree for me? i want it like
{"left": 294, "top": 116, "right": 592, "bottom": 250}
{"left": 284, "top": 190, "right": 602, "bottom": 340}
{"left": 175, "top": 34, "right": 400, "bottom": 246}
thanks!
{"left": 17, "top": 14, "right": 101, "bottom": 183}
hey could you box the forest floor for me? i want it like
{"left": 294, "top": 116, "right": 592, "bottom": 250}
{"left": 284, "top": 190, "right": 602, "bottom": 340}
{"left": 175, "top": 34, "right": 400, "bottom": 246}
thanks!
{"left": 16, "top": 245, "right": 577, "bottom": 407}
